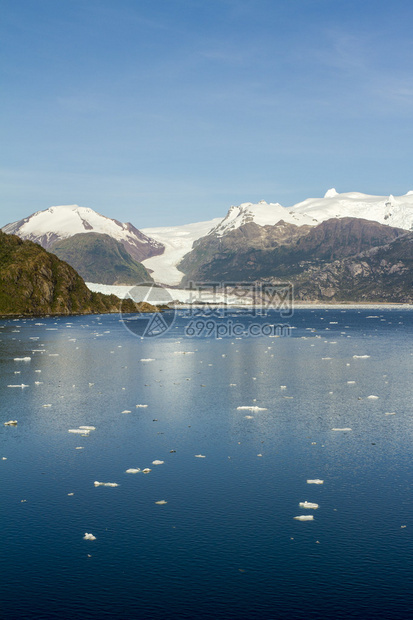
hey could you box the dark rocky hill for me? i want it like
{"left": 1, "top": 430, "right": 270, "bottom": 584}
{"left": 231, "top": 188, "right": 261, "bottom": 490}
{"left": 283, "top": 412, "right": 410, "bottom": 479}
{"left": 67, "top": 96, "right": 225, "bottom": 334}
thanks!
{"left": 50, "top": 233, "right": 153, "bottom": 285}
{"left": 0, "top": 231, "right": 156, "bottom": 316}
{"left": 293, "top": 232, "right": 413, "bottom": 303}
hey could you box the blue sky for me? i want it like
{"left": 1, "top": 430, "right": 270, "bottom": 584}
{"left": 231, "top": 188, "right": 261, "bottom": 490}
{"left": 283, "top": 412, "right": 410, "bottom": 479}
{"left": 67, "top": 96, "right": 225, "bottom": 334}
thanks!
{"left": 2, "top": 0, "right": 413, "bottom": 227}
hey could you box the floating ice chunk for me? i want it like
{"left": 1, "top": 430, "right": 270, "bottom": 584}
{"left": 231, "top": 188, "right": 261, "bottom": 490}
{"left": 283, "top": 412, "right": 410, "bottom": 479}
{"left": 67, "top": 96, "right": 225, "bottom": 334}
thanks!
{"left": 14, "top": 357, "right": 31, "bottom": 362}
{"left": 125, "top": 468, "right": 141, "bottom": 474}
{"left": 79, "top": 426, "right": 96, "bottom": 431}
{"left": 347, "top": 381, "right": 356, "bottom": 384}
{"left": 299, "top": 501, "right": 319, "bottom": 509}
{"left": 142, "top": 468, "right": 151, "bottom": 473}
{"left": 194, "top": 454, "right": 206, "bottom": 458}
{"left": 136, "top": 404, "right": 148, "bottom": 408}
{"left": 42, "top": 404, "right": 52, "bottom": 407}
{"left": 280, "top": 385, "right": 287, "bottom": 389}
{"left": 237, "top": 406, "right": 267, "bottom": 411}
{"left": 140, "top": 358, "right": 155, "bottom": 362}
{"left": 7, "top": 384, "right": 29, "bottom": 388}
{"left": 83, "top": 533, "right": 96, "bottom": 540}
{"left": 353, "top": 355, "right": 370, "bottom": 359}
{"left": 68, "top": 493, "right": 74, "bottom": 496}
{"left": 68, "top": 429, "right": 90, "bottom": 434}
{"left": 245, "top": 415, "right": 254, "bottom": 419}
{"left": 94, "top": 481, "right": 119, "bottom": 487}
{"left": 294, "top": 515, "right": 314, "bottom": 521}
{"left": 367, "top": 395, "right": 379, "bottom": 400}
{"left": 34, "top": 381, "right": 43, "bottom": 385}
{"left": 307, "top": 479, "right": 324, "bottom": 484}
{"left": 152, "top": 460, "right": 164, "bottom": 465}
{"left": 322, "top": 357, "right": 332, "bottom": 360}
{"left": 174, "top": 351, "right": 194, "bottom": 355}
{"left": 121, "top": 410, "right": 131, "bottom": 414}
{"left": 2, "top": 457, "right": 7, "bottom": 460}
{"left": 4, "top": 420, "right": 17, "bottom": 426}
{"left": 155, "top": 500, "right": 167, "bottom": 505}
{"left": 75, "top": 447, "right": 84, "bottom": 450}
{"left": 48, "top": 354, "right": 59, "bottom": 357}
{"left": 385, "top": 412, "right": 396, "bottom": 415}
{"left": 332, "top": 428, "right": 352, "bottom": 431}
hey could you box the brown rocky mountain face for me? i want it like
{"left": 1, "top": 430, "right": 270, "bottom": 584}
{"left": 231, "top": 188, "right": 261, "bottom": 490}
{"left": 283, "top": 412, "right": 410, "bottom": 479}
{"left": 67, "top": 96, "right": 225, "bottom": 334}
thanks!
{"left": 292, "top": 233, "right": 413, "bottom": 303}
{"left": 179, "top": 217, "right": 405, "bottom": 284}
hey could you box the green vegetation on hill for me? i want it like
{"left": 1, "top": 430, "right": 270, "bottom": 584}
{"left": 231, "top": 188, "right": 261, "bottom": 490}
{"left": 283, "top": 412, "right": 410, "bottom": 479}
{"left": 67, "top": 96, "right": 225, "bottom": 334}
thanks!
{"left": 50, "top": 233, "right": 153, "bottom": 285}
{"left": 0, "top": 231, "right": 156, "bottom": 316}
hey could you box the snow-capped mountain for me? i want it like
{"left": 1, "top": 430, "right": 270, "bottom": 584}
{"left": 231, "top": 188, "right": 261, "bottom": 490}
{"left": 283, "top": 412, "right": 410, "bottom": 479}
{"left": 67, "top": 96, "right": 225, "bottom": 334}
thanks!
{"left": 5, "top": 189, "right": 413, "bottom": 287}
{"left": 208, "top": 200, "right": 317, "bottom": 237}
{"left": 3, "top": 205, "right": 164, "bottom": 262}
{"left": 292, "top": 189, "right": 413, "bottom": 230}
{"left": 142, "top": 190, "right": 413, "bottom": 284}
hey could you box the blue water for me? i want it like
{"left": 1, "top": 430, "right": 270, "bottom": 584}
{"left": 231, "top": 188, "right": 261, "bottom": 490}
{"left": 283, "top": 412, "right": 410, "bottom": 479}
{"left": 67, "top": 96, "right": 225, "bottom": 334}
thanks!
{"left": 1, "top": 308, "right": 413, "bottom": 619}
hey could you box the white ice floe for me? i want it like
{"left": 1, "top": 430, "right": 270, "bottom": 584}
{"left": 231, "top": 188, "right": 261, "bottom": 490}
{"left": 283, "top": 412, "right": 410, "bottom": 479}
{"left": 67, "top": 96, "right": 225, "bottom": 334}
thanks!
{"left": 142, "top": 468, "right": 151, "bottom": 473}
{"left": 79, "top": 426, "right": 96, "bottom": 430}
{"left": 307, "top": 479, "right": 324, "bottom": 484}
{"left": 83, "top": 533, "right": 96, "bottom": 540}
{"left": 75, "top": 447, "right": 84, "bottom": 450}
{"left": 140, "top": 358, "right": 155, "bottom": 362}
{"left": 332, "top": 428, "right": 352, "bottom": 431}
{"left": 385, "top": 412, "right": 396, "bottom": 415}
{"left": 347, "top": 381, "right": 356, "bottom": 384}
{"left": 194, "top": 454, "right": 206, "bottom": 458}
{"left": 245, "top": 415, "right": 254, "bottom": 419}
{"left": 68, "top": 429, "right": 90, "bottom": 434}
{"left": 299, "top": 501, "right": 319, "bottom": 509}
{"left": 13, "top": 357, "right": 31, "bottom": 362}
{"left": 42, "top": 404, "right": 52, "bottom": 407}
{"left": 294, "top": 515, "right": 314, "bottom": 521}
{"left": 125, "top": 468, "right": 141, "bottom": 474}
{"left": 236, "top": 406, "right": 267, "bottom": 411}
{"left": 136, "top": 404, "right": 148, "bottom": 408}
{"left": 7, "top": 384, "right": 29, "bottom": 388}
{"left": 367, "top": 395, "right": 379, "bottom": 400}
{"left": 94, "top": 481, "right": 119, "bottom": 487}
{"left": 152, "top": 460, "right": 164, "bottom": 465}
{"left": 353, "top": 355, "right": 370, "bottom": 359}
{"left": 4, "top": 420, "right": 17, "bottom": 426}
{"left": 121, "top": 410, "right": 131, "bottom": 414}
{"left": 155, "top": 500, "right": 168, "bottom": 505}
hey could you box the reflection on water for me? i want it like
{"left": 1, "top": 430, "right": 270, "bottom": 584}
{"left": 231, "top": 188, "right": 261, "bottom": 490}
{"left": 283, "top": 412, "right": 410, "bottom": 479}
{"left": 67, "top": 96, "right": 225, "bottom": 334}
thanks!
{"left": 1, "top": 308, "right": 413, "bottom": 620}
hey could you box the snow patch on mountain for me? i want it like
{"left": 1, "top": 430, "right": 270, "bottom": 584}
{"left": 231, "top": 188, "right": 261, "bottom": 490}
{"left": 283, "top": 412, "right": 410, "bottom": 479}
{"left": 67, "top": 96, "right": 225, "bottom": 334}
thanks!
{"left": 209, "top": 201, "right": 317, "bottom": 237}
{"left": 292, "top": 190, "right": 413, "bottom": 230}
